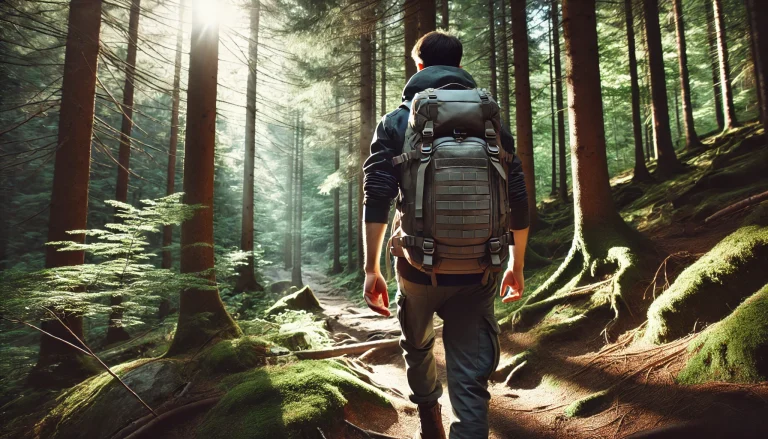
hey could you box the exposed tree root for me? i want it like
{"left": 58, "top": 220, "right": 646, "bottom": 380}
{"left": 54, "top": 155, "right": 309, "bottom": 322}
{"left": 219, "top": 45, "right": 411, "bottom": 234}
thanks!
{"left": 293, "top": 338, "right": 399, "bottom": 360}
{"left": 504, "top": 226, "right": 646, "bottom": 340}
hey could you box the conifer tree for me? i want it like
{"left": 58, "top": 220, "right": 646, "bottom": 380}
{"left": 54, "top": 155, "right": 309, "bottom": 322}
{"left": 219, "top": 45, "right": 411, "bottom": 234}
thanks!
{"left": 712, "top": 0, "right": 738, "bottom": 130}
{"left": 625, "top": 0, "right": 651, "bottom": 182}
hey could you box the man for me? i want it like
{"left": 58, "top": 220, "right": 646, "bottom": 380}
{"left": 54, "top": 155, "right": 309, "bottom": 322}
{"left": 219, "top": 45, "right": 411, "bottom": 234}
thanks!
{"left": 361, "top": 31, "right": 530, "bottom": 439}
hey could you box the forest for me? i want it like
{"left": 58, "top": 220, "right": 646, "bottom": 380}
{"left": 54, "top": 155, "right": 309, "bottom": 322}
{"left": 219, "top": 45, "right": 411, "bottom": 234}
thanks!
{"left": 1, "top": 0, "right": 767, "bottom": 437}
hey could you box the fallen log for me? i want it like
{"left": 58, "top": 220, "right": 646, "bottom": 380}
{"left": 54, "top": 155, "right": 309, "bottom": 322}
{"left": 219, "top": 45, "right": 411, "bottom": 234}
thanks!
{"left": 705, "top": 190, "right": 768, "bottom": 224}
{"left": 294, "top": 338, "right": 400, "bottom": 360}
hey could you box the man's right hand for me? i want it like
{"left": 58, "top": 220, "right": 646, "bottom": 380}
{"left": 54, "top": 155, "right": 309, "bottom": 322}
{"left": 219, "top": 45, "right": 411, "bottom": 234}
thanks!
{"left": 363, "top": 271, "right": 391, "bottom": 317}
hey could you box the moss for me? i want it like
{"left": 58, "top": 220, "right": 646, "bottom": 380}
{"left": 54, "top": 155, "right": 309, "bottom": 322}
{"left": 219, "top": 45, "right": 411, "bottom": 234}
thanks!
{"left": 645, "top": 226, "right": 768, "bottom": 344}
{"left": 198, "top": 360, "right": 392, "bottom": 439}
{"left": 36, "top": 358, "right": 154, "bottom": 438}
{"left": 564, "top": 388, "right": 613, "bottom": 418}
{"left": 200, "top": 336, "right": 271, "bottom": 374}
{"left": 678, "top": 284, "right": 768, "bottom": 384}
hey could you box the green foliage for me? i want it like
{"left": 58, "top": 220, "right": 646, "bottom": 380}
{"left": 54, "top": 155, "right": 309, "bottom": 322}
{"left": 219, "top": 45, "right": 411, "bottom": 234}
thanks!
{"left": 0, "top": 195, "right": 207, "bottom": 326}
{"left": 198, "top": 360, "right": 391, "bottom": 439}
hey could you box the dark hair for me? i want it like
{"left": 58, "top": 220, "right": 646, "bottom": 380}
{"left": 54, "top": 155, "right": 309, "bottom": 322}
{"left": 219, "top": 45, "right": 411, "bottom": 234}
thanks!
{"left": 411, "top": 31, "right": 463, "bottom": 68}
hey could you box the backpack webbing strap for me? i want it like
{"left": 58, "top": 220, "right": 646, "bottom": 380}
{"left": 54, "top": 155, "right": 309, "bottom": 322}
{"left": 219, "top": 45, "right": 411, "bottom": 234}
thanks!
{"left": 415, "top": 93, "right": 438, "bottom": 220}
{"left": 392, "top": 233, "right": 512, "bottom": 256}
{"left": 392, "top": 150, "right": 420, "bottom": 166}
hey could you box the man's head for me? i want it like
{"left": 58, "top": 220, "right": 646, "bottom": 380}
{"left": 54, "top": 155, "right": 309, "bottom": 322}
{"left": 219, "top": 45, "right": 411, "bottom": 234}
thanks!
{"left": 411, "top": 31, "right": 463, "bottom": 71}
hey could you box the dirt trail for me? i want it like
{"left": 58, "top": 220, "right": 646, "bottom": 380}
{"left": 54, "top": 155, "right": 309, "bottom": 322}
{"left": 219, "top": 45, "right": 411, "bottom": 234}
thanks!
{"left": 266, "top": 261, "right": 768, "bottom": 439}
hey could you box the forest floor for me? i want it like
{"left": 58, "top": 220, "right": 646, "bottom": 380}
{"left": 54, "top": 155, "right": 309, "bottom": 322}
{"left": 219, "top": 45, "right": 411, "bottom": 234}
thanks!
{"left": 259, "top": 123, "right": 768, "bottom": 438}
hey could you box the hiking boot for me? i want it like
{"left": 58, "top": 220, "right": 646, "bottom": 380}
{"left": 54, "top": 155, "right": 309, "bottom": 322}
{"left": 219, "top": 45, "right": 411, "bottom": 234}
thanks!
{"left": 412, "top": 401, "right": 446, "bottom": 439}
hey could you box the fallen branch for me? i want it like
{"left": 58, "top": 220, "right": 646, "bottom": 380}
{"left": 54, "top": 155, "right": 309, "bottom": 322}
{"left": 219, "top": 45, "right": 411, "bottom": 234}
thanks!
{"left": 343, "top": 420, "right": 400, "bottom": 439}
{"left": 705, "top": 190, "right": 768, "bottom": 224}
{"left": 43, "top": 308, "right": 158, "bottom": 418}
{"left": 294, "top": 338, "right": 399, "bottom": 360}
{"left": 116, "top": 397, "right": 220, "bottom": 439}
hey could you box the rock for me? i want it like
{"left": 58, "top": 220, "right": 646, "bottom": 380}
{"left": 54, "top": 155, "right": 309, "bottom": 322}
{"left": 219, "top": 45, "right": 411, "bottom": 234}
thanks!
{"left": 273, "top": 330, "right": 312, "bottom": 351}
{"left": 269, "top": 280, "right": 292, "bottom": 294}
{"left": 40, "top": 359, "right": 184, "bottom": 439}
{"left": 265, "top": 286, "right": 323, "bottom": 317}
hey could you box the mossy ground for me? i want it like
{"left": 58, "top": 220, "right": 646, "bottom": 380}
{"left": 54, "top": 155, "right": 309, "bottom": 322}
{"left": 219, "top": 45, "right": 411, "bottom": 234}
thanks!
{"left": 199, "top": 336, "right": 273, "bottom": 374}
{"left": 564, "top": 388, "right": 613, "bottom": 418}
{"left": 678, "top": 284, "right": 768, "bottom": 384}
{"left": 198, "top": 360, "right": 392, "bottom": 439}
{"left": 645, "top": 226, "right": 768, "bottom": 344}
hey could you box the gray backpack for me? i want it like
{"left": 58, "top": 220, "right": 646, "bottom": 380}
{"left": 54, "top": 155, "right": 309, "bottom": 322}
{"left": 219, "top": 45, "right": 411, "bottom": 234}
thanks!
{"left": 388, "top": 85, "right": 514, "bottom": 285}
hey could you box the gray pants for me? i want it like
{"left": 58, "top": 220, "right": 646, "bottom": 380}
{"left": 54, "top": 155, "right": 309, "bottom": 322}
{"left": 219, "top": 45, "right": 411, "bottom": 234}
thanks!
{"left": 395, "top": 274, "right": 501, "bottom": 439}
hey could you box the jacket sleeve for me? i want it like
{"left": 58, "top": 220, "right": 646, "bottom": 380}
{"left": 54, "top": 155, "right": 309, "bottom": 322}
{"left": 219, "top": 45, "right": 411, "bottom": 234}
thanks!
{"left": 500, "top": 125, "right": 530, "bottom": 230}
{"left": 363, "top": 114, "right": 401, "bottom": 224}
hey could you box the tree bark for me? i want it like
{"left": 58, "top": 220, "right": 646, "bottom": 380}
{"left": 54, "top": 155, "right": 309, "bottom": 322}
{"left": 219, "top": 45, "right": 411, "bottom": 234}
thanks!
{"left": 746, "top": 0, "right": 768, "bottom": 136}
{"left": 347, "top": 144, "right": 355, "bottom": 271}
{"left": 499, "top": 0, "right": 511, "bottom": 130}
{"left": 510, "top": 0, "right": 537, "bottom": 226}
{"left": 625, "top": 0, "right": 651, "bottom": 182}
{"left": 562, "top": 0, "right": 626, "bottom": 238}
{"left": 167, "top": 2, "right": 240, "bottom": 355}
{"left": 418, "top": 0, "right": 436, "bottom": 35}
{"left": 549, "top": 4, "right": 557, "bottom": 196}
{"left": 712, "top": 0, "right": 738, "bottom": 130}
{"left": 107, "top": 0, "right": 142, "bottom": 345}
{"left": 440, "top": 0, "right": 449, "bottom": 29}
{"left": 292, "top": 117, "right": 304, "bottom": 287}
{"left": 36, "top": 0, "right": 102, "bottom": 374}
{"left": 704, "top": 0, "right": 725, "bottom": 131}
{"left": 162, "top": 0, "right": 185, "bottom": 271}
{"left": 380, "top": 19, "right": 387, "bottom": 116}
{"left": 552, "top": 0, "right": 568, "bottom": 203}
{"left": 487, "top": 0, "right": 497, "bottom": 99}
{"left": 672, "top": 0, "right": 702, "bottom": 150}
{"left": 404, "top": 0, "right": 418, "bottom": 80}
{"left": 642, "top": 0, "right": 681, "bottom": 179}
{"left": 235, "top": 0, "right": 262, "bottom": 293}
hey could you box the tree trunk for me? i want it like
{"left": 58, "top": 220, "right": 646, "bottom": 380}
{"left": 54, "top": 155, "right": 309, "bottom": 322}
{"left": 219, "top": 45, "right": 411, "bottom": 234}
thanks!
{"left": 167, "top": 3, "right": 240, "bottom": 355}
{"left": 746, "top": 0, "right": 768, "bottom": 136}
{"left": 672, "top": 0, "right": 702, "bottom": 150}
{"left": 499, "top": 0, "right": 511, "bottom": 130}
{"left": 440, "top": 0, "right": 449, "bottom": 29}
{"left": 106, "top": 0, "right": 142, "bottom": 345}
{"left": 642, "top": 0, "right": 681, "bottom": 179}
{"left": 347, "top": 155, "right": 355, "bottom": 271}
{"left": 625, "top": 0, "right": 651, "bottom": 182}
{"left": 380, "top": 19, "right": 387, "bottom": 116}
{"left": 549, "top": 4, "right": 557, "bottom": 197}
{"left": 746, "top": 6, "right": 764, "bottom": 124}
{"left": 704, "top": 0, "right": 725, "bottom": 131}
{"left": 712, "top": 0, "right": 738, "bottom": 130}
{"left": 358, "top": 6, "right": 374, "bottom": 271}
{"left": 563, "top": 0, "right": 628, "bottom": 239}
{"left": 283, "top": 128, "right": 294, "bottom": 270}
{"left": 35, "top": 0, "right": 102, "bottom": 376}
{"left": 235, "top": 0, "right": 262, "bottom": 293}
{"left": 487, "top": 0, "right": 497, "bottom": 99}
{"left": 292, "top": 117, "right": 305, "bottom": 287}
{"left": 552, "top": 0, "right": 568, "bottom": 203}
{"left": 332, "top": 129, "right": 342, "bottom": 274}
{"left": 162, "top": 0, "right": 185, "bottom": 271}
{"left": 510, "top": 0, "right": 537, "bottom": 226}
{"left": 418, "top": 0, "right": 436, "bottom": 35}
{"left": 404, "top": 0, "right": 418, "bottom": 80}
{"left": 115, "top": 0, "right": 140, "bottom": 204}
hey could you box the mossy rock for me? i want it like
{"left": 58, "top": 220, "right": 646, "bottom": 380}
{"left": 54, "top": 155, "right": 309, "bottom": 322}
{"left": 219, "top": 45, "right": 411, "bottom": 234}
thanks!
{"left": 645, "top": 226, "right": 768, "bottom": 344}
{"left": 37, "top": 359, "right": 183, "bottom": 439}
{"left": 678, "top": 284, "right": 768, "bottom": 384}
{"left": 564, "top": 388, "right": 613, "bottom": 418}
{"left": 265, "top": 286, "right": 323, "bottom": 317}
{"left": 198, "top": 360, "right": 393, "bottom": 439}
{"left": 269, "top": 280, "right": 292, "bottom": 294}
{"left": 200, "top": 336, "right": 276, "bottom": 374}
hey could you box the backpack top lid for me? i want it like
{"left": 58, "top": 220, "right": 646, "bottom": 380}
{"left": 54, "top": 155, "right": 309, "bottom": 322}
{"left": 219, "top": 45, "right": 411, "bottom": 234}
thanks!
{"left": 408, "top": 86, "right": 502, "bottom": 143}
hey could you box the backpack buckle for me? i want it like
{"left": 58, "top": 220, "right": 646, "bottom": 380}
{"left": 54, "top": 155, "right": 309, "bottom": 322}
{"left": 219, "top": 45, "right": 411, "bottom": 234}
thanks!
{"left": 487, "top": 144, "right": 500, "bottom": 156}
{"left": 420, "top": 143, "right": 432, "bottom": 155}
{"left": 485, "top": 128, "right": 497, "bottom": 138}
{"left": 422, "top": 123, "right": 434, "bottom": 139}
{"left": 489, "top": 238, "right": 502, "bottom": 266}
{"left": 422, "top": 238, "right": 435, "bottom": 269}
